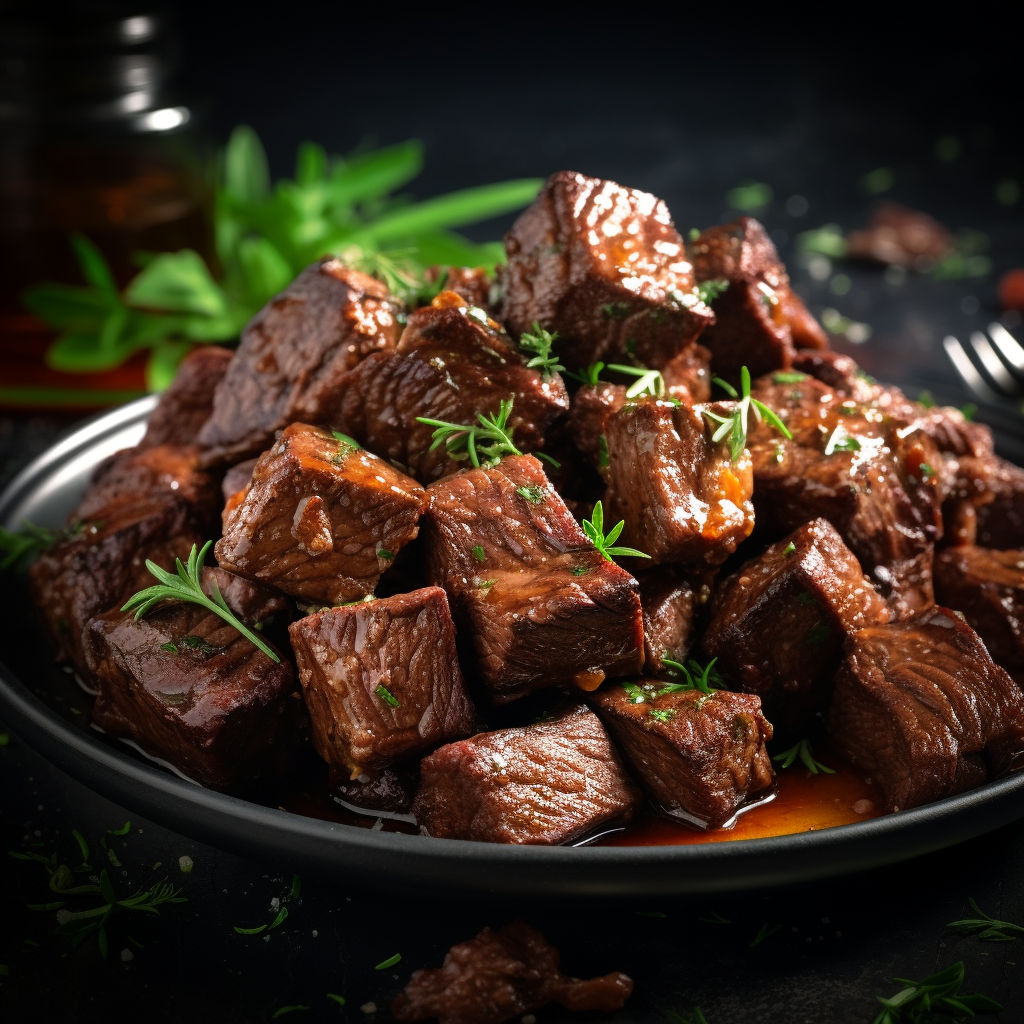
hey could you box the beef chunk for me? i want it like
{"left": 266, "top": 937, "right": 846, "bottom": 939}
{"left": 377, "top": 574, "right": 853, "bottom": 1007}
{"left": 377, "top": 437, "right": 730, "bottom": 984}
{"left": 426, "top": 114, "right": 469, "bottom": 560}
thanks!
{"left": 424, "top": 265, "right": 495, "bottom": 309}
{"left": 197, "top": 260, "right": 402, "bottom": 465}
{"left": 637, "top": 566, "right": 712, "bottom": 673}
{"left": 662, "top": 341, "right": 713, "bottom": 403}
{"left": 949, "top": 454, "right": 1024, "bottom": 550}
{"left": 827, "top": 607, "right": 1024, "bottom": 812}
{"left": 84, "top": 594, "right": 300, "bottom": 793}
{"left": 935, "top": 547, "right": 1024, "bottom": 669}
{"left": 288, "top": 587, "right": 475, "bottom": 773}
{"left": 140, "top": 345, "right": 234, "bottom": 449}
{"left": 846, "top": 202, "right": 952, "bottom": 268}
{"left": 414, "top": 706, "right": 641, "bottom": 844}
{"left": 329, "top": 765, "right": 417, "bottom": 814}
{"left": 567, "top": 382, "right": 627, "bottom": 465}
{"left": 221, "top": 457, "right": 258, "bottom": 507}
{"left": 502, "top": 171, "right": 713, "bottom": 370}
{"left": 329, "top": 291, "right": 569, "bottom": 483}
{"left": 689, "top": 216, "right": 826, "bottom": 381}
{"left": 748, "top": 374, "right": 943, "bottom": 617}
{"left": 704, "top": 519, "right": 891, "bottom": 730}
{"left": 393, "top": 920, "right": 633, "bottom": 1024}
{"left": 601, "top": 398, "right": 754, "bottom": 566}
{"left": 593, "top": 680, "right": 773, "bottom": 828}
{"left": 204, "top": 566, "right": 291, "bottom": 629}
{"left": 424, "top": 454, "right": 644, "bottom": 702}
{"left": 216, "top": 423, "right": 425, "bottom": 605}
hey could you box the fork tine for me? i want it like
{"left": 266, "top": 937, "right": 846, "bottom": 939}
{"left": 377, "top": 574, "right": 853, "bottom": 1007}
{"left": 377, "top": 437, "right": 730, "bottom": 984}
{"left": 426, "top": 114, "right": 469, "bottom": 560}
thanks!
{"left": 943, "top": 334, "right": 1003, "bottom": 403}
{"left": 970, "top": 331, "right": 1019, "bottom": 393}
{"left": 988, "top": 322, "right": 1024, "bottom": 374}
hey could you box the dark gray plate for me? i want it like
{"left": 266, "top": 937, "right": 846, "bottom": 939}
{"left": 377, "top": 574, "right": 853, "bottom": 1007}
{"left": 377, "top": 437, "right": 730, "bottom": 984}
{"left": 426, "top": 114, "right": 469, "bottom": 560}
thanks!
{"left": 2, "top": 397, "right": 1024, "bottom": 898}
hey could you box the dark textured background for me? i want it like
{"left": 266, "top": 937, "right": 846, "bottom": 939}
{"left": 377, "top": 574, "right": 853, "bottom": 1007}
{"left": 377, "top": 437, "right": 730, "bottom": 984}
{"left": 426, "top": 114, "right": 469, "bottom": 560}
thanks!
{"left": 3, "top": 11, "right": 1024, "bottom": 1022}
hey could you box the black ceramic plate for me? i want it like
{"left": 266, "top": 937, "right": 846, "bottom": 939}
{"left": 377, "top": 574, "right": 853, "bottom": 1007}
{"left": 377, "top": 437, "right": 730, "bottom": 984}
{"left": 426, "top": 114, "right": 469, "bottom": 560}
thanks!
{"left": 3, "top": 397, "right": 1024, "bottom": 898}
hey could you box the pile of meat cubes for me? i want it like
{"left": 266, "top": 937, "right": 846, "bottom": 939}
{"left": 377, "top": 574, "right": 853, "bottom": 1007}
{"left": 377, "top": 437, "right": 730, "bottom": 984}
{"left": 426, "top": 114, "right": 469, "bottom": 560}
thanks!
{"left": 29, "top": 171, "right": 1024, "bottom": 843}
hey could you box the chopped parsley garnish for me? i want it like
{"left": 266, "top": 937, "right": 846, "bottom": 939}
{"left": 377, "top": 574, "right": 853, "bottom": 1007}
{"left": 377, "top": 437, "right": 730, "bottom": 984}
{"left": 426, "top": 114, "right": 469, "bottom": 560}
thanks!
{"left": 581, "top": 501, "right": 650, "bottom": 564}
{"left": 517, "top": 321, "right": 565, "bottom": 379}
{"left": 516, "top": 485, "right": 547, "bottom": 504}
{"left": 160, "top": 641, "right": 178, "bottom": 654}
{"left": 783, "top": 541, "right": 797, "bottom": 556}
{"left": 705, "top": 366, "right": 792, "bottom": 462}
{"left": 375, "top": 953, "right": 402, "bottom": 970}
{"left": 571, "top": 565, "right": 590, "bottom": 576}
{"left": 607, "top": 363, "right": 666, "bottom": 399}
{"left": 417, "top": 397, "right": 522, "bottom": 468}
{"left": 919, "top": 463, "right": 936, "bottom": 481}
{"left": 871, "top": 962, "right": 1000, "bottom": 1024}
{"left": 659, "top": 656, "right": 720, "bottom": 695}
{"left": 695, "top": 279, "right": 729, "bottom": 305}
{"left": 823, "top": 424, "right": 862, "bottom": 455}
{"left": 376, "top": 548, "right": 394, "bottom": 560}
{"left": 649, "top": 708, "right": 677, "bottom": 723}
{"left": 622, "top": 682, "right": 647, "bottom": 704}
{"left": 772, "top": 371, "right": 808, "bottom": 384}
{"left": 471, "top": 545, "right": 486, "bottom": 563}
{"left": 375, "top": 684, "right": 400, "bottom": 708}
{"left": 121, "top": 541, "right": 280, "bottom": 663}
{"left": 772, "top": 738, "right": 835, "bottom": 775}
{"left": 330, "top": 430, "right": 361, "bottom": 463}
{"left": 476, "top": 579, "right": 496, "bottom": 589}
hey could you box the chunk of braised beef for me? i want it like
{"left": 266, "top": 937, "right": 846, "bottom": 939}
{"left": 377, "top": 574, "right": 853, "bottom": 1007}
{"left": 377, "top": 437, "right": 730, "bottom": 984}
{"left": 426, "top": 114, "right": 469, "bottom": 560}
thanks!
{"left": 601, "top": 398, "right": 754, "bottom": 566}
{"left": 592, "top": 680, "right": 773, "bottom": 829}
{"left": 392, "top": 920, "right": 633, "bottom": 1024}
{"left": 288, "top": 587, "right": 476, "bottom": 773}
{"left": 688, "top": 216, "right": 826, "bottom": 381}
{"left": 197, "top": 260, "right": 402, "bottom": 465}
{"left": 661, "top": 342, "right": 713, "bottom": 403}
{"left": 845, "top": 202, "right": 952, "bottom": 268}
{"left": 329, "top": 764, "right": 418, "bottom": 815}
{"left": 327, "top": 291, "right": 569, "bottom": 483}
{"left": 140, "top": 345, "right": 234, "bottom": 449}
{"left": 424, "top": 265, "right": 494, "bottom": 310}
{"left": 826, "top": 607, "right": 1024, "bottom": 812}
{"left": 221, "top": 457, "right": 258, "bottom": 507}
{"left": 203, "top": 566, "right": 291, "bottom": 631}
{"left": 423, "top": 454, "right": 644, "bottom": 703}
{"left": 84, "top": 596, "right": 301, "bottom": 793}
{"left": 934, "top": 547, "right": 1024, "bottom": 669}
{"left": 704, "top": 519, "right": 891, "bottom": 731}
{"left": 216, "top": 423, "right": 425, "bottom": 605}
{"left": 637, "top": 566, "right": 713, "bottom": 673}
{"left": 413, "top": 705, "right": 641, "bottom": 844}
{"left": 947, "top": 454, "right": 1024, "bottom": 550}
{"left": 502, "top": 170, "right": 713, "bottom": 370}
{"left": 748, "top": 374, "right": 943, "bottom": 618}
{"left": 567, "top": 382, "right": 626, "bottom": 465}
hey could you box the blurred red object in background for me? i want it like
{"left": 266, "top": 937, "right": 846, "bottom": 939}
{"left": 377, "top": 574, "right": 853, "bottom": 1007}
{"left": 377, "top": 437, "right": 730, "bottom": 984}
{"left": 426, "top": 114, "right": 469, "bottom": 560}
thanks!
{"left": 998, "top": 269, "right": 1024, "bottom": 317}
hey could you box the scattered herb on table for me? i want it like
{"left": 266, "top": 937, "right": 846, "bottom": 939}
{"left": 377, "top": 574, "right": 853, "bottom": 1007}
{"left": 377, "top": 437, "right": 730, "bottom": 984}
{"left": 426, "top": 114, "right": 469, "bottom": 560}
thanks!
{"left": 772, "top": 739, "right": 835, "bottom": 775}
{"left": 517, "top": 322, "right": 565, "bottom": 379}
{"left": 749, "top": 921, "right": 781, "bottom": 947}
{"left": 872, "top": 962, "right": 1000, "bottom": 1023}
{"left": 698, "top": 911, "right": 731, "bottom": 925}
{"left": 666, "top": 1009, "right": 710, "bottom": 1024}
{"left": 581, "top": 501, "right": 650, "bottom": 564}
{"left": 948, "top": 899, "right": 1024, "bottom": 942}
{"left": 121, "top": 541, "right": 280, "bottom": 663}
{"left": 326, "top": 994, "right": 346, "bottom": 1007}
{"left": 705, "top": 366, "right": 792, "bottom": 462}
{"left": 375, "top": 953, "right": 402, "bottom": 970}
{"left": 417, "top": 397, "right": 522, "bottom": 468}
{"left": 272, "top": 1005, "right": 310, "bottom": 1018}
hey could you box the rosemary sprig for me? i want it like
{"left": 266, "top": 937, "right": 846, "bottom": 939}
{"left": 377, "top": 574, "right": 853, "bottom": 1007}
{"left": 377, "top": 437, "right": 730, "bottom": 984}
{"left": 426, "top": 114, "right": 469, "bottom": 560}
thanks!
{"left": 581, "top": 501, "right": 650, "bottom": 563}
{"left": 872, "top": 962, "right": 1000, "bottom": 1024}
{"left": 567, "top": 362, "right": 606, "bottom": 386}
{"left": 658, "top": 656, "right": 721, "bottom": 696}
{"left": 517, "top": 322, "right": 565, "bottom": 379}
{"left": 772, "top": 739, "right": 835, "bottom": 775}
{"left": 948, "top": 899, "right": 1024, "bottom": 942}
{"left": 607, "top": 363, "right": 666, "bottom": 399}
{"left": 0, "top": 520, "right": 87, "bottom": 572}
{"left": 416, "top": 397, "right": 522, "bottom": 468}
{"left": 120, "top": 541, "right": 280, "bottom": 663}
{"left": 704, "top": 366, "right": 792, "bottom": 461}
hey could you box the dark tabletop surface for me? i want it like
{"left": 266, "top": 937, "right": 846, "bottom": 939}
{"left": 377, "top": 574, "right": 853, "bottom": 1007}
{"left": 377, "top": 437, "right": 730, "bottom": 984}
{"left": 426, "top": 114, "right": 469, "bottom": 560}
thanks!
{"left": 3, "top": 16, "right": 1024, "bottom": 1023}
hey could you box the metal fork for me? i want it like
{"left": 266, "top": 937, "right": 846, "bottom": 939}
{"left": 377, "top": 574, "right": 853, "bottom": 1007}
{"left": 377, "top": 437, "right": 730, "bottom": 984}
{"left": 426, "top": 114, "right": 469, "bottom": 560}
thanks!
{"left": 943, "top": 322, "right": 1024, "bottom": 404}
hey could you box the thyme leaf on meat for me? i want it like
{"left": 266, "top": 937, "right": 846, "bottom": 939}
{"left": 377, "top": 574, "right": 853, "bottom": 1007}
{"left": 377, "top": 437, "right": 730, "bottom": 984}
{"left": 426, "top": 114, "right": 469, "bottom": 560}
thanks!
{"left": 649, "top": 708, "right": 677, "bottom": 723}
{"left": 581, "top": 501, "right": 650, "bottom": 564}
{"left": 516, "top": 485, "right": 547, "bottom": 504}
{"left": 375, "top": 684, "right": 400, "bottom": 708}
{"left": 872, "top": 962, "right": 1001, "bottom": 1024}
{"left": 948, "top": 899, "right": 1024, "bottom": 942}
{"left": 416, "top": 397, "right": 522, "bottom": 467}
{"left": 606, "top": 363, "right": 666, "bottom": 399}
{"left": 471, "top": 545, "right": 486, "bottom": 563}
{"left": 772, "top": 739, "right": 835, "bottom": 775}
{"left": 704, "top": 366, "right": 792, "bottom": 462}
{"left": 772, "top": 371, "right": 808, "bottom": 384}
{"left": 823, "top": 424, "right": 862, "bottom": 455}
{"left": 659, "top": 657, "right": 721, "bottom": 696}
{"left": 120, "top": 541, "right": 281, "bottom": 663}
{"left": 695, "top": 279, "right": 729, "bottom": 305}
{"left": 517, "top": 322, "right": 565, "bottom": 379}
{"left": 567, "top": 362, "right": 606, "bottom": 386}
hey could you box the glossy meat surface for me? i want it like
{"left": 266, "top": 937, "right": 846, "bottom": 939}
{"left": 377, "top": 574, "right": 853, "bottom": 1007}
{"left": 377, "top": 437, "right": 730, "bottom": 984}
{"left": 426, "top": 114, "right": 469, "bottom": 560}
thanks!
{"left": 704, "top": 519, "right": 890, "bottom": 730}
{"left": 935, "top": 547, "right": 1024, "bottom": 669}
{"left": 502, "top": 171, "right": 713, "bottom": 369}
{"left": 216, "top": 423, "right": 425, "bottom": 605}
{"left": 949, "top": 454, "right": 1024, "bottom": 550}
{"left": 637, "top": 566, "right": 712, "bottom": 673}
{"left": 328, "top": 292, "right": 568, "bottom": 483}
{"left": 601, "top": 398, "right": 754, "bottom": 565}
{"left": 85, "top": 592, "right": 300, "bottom": 793}
{"left": 424, "top": 455, "right": 644, "bottom": 702}
{"left": 198, "top": 260, "right": 402, "bottom": 465}
{"left": 593, "top": 680, "right": 774, "bottom": 829}
{"left": 393, "top": 920, "right": 633, "bottom": 1024}
{"left": 288, "top": 587, "right": 476, "bottom": 772}
{"left": 827, "top": 607, "right": 1024, "bottom": 812}
{"left": 413, "top": 706, "right": 641, "bottom": 844}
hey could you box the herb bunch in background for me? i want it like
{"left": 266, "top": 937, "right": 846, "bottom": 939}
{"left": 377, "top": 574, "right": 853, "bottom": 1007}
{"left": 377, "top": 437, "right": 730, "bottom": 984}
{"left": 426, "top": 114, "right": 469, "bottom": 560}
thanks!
{"left": 23, "top": 128, "right": 542, "bottom": 391}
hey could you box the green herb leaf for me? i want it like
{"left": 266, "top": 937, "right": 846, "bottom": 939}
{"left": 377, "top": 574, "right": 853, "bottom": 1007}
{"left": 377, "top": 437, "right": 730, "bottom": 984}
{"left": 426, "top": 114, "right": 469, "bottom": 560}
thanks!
{"left": 516, "top": 485, "right": 547, "bottom": 504}
{"left": 772, "top": 738, "right": 835, "bottom": 775}
{"left": 872, "top": 962, "right": 1000, "bottom": 1023}
{"left": 581, "top": 500, "right": 650, "bottom": 564}
{"left": 71, "top": 234, "right": 118, "bottom": 295}
{"left": 417, "top": 397, "right": 522, "bottom": 468}
{"left": 607, "top": 363, "right": 666, "bottom": 399}
{"left": 471, "top": 545, "right": 486, "bottom": 563}
{"left": 703, "top": 366, "right": 792, "bottom": 462}
{"left": 125, "top": 250, "right": 227, "bottom": 317}
{"left": 375, "top": 684, "right": 400, "bottom": 708}
{"left": 598, "top": 434, "right": 610, "bottom": 469}
{"left": 695, "top": 279, "right": 729, "bottom": 305}
{"left": 568, "top": 362, "right": 606, "bottom": 386}
{"left": 725, "top": 182, "right": 773, "bottom": 213}
{"left": 272, "top": 1008, "right": 310, "bottom": 1019}
{"left": 518, "top": 322, "right": 565, "bottom": 379}
{"left": 326, "top": 994, "right": 346, "bottom": 1007}
{"left": 783, "top": 541, "right": 797, "bottom": 556}
{"left": 234, "top": 923, "right": 268, "bottom": 935}
{"left": 773, "top": 371, "right": 808, "bottom": 384}
{"left": 823, "top": 424, "right": 862, "bottom": 455}
{"left": 749, "top": 922, "right": 781, "bottom": 947}
{"left": 666, "top": 1007, "right": 710, "bottom": 1024}
{"left": 375, "top": 953, "right": 402, "bottom": 970}
{"left": 948, "top": 899, "right": 1024, "bottom": 942}
{"left": 269, "top": 907, "right": 288, "bottom": 930}
{"left": 659, "top": 656, "right": 721, "bottom": 696}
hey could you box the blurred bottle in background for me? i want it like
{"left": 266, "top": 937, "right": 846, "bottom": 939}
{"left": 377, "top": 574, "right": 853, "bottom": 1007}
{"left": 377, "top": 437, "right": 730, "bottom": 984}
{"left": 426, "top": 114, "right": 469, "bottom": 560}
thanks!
{"left": 0, "top": 2, "right": 212, "bottom": 404}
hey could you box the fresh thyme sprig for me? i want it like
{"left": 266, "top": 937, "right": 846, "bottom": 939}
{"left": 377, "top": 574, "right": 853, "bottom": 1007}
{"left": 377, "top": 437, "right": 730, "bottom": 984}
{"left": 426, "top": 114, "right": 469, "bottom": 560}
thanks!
{"left": 872, "top": 962, "right": 1001, "bottom": 1024}
{"left": 416, "top": 398, "right": 523, "bottom": 468}
{"left": 518, "top": 322, "right": 565, "bottom": 379}
{"left": 823, "top": 424, "right": 862, "bottom": 455}
{"left": 705, "top": 366, "right": 792, "bottom": 462}
{"left": 948, "top": 899, "right": 1024, "bottom": 942}
{"left": 659, "top": 656, "right": 721, "bottom": 696}
{"left": 567, "top": 362, "right": 606, "bottom": 386}
{"left": 581, "top": 501, "right": 650, "bottom": 563}
{"left": 606, "top": 363, "right": 667, "bottom": 399}
{"left": 772, "top": 739, "right": 835, "bottom": 775}
{"left": 120, "top": 541, "right": 280, "bottom": 663}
